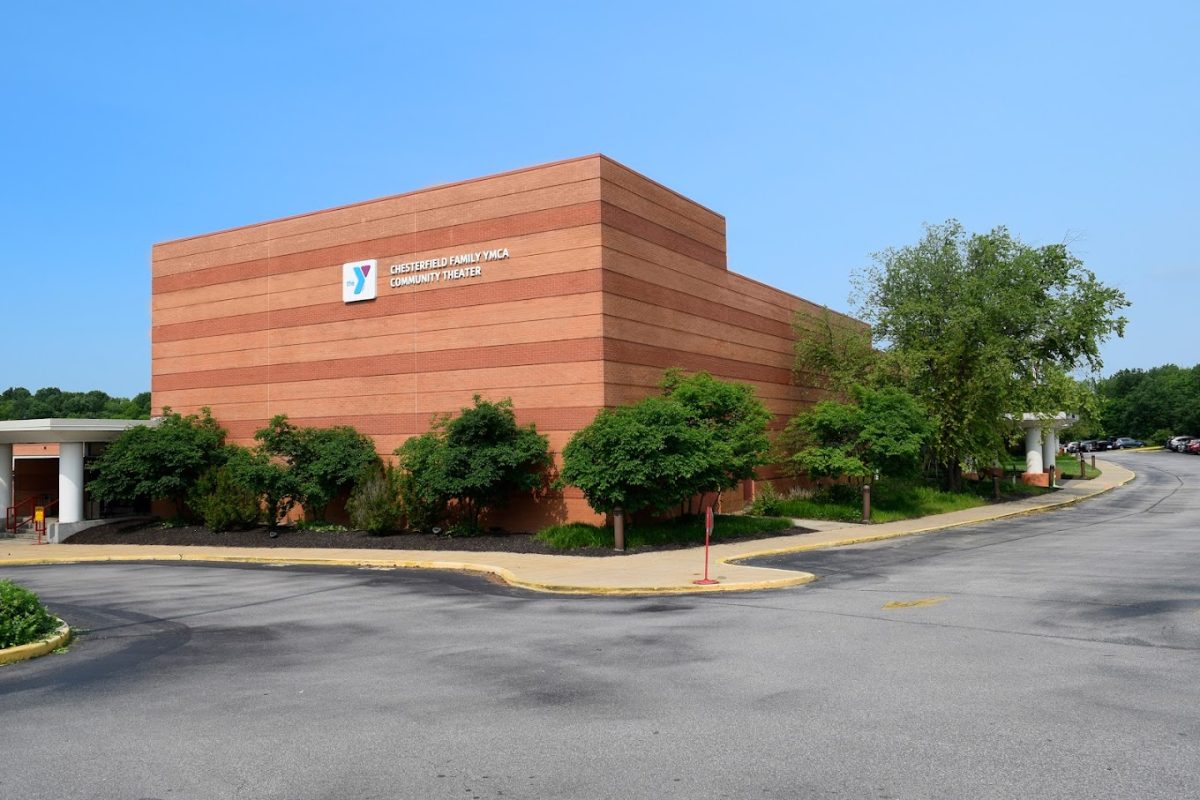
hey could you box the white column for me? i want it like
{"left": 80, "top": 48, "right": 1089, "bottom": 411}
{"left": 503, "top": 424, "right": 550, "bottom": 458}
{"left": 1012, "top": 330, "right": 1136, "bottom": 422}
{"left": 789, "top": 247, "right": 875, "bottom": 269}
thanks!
{"left": 1024, "top": 426, "right": 1043, "bottom": 474}
{"left": 1042, "top": 428, "right": 1059, "bottom": 477}
{"left": 0, "top": 443, "right": 12, "bottom": 513}
{"left": 58, "top": 442, "right": 85, "bottom": 524}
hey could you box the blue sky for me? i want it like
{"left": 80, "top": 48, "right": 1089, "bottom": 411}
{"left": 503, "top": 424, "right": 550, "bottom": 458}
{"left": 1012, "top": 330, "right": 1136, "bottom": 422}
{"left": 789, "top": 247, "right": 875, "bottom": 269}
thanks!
{"left": 2, "top": 1, "right": 1196, "bottom": 397}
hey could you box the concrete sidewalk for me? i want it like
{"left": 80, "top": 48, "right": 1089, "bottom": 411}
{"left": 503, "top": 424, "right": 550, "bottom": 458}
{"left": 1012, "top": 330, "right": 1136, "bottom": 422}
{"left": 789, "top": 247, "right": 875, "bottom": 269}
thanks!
{"left": 0, "top": 460, "right": 1133, "bottom": 595}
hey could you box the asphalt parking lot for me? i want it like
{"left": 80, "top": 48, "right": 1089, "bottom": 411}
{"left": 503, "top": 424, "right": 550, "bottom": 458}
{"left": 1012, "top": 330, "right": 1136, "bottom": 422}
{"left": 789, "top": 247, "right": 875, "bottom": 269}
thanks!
{"left": 2, "top": 450, "right": 1197, "bottom": 799}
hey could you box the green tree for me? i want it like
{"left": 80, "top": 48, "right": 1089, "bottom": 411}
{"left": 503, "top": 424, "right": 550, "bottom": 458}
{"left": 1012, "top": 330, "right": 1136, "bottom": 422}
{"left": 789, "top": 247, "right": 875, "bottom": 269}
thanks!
{"left": 853, "top": 221, "right": 1128, "bottom": 488}
{"left": 1097, "top": 364, "right": 1200, "bottom": 439}
{"left": 89, "top": 408, "right": 227, "bottom": 513}
{"left": 780, "top": 386, "right": 930, "bottom": 485}
{"left": 659, "top": 369, "right": 771, "bottom": 504}
{"left": 793, "top": 309, "right": 878, "bottom": 396}
{"left": 0, "top": 386, "right": 151, "bottom": 420}
{"left": 224, "top": 445, "right": 296, "bottom": 528}
{"left": 560, "top": 371, "right": 771, "bottom": 523}
{"left": 395, "top": 396, "right": 551, "bottom": 533}
{"left": 254, "top": 416, "right": 379, "bottom": 521}
{"left": 560, "top": 396, "right": 710, "bottom": 518}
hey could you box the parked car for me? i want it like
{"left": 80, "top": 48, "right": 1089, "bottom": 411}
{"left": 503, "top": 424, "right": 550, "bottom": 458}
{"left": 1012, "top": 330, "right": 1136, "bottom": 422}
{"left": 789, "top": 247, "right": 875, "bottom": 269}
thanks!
{"left": 1112, "top": 437, "right": 1144, "bottom": 449}
{"left": 1065, "top": 441, "right": 1080, "bottom": 453}
{"left": 1186, "top": 439, "right": 1200, "bottom": 455}
{"left": 1168, "top": 436, "right": 1195, "bottom": 452}
{"left": 1081, "top": 440, "right": 1110, "bottom": 452}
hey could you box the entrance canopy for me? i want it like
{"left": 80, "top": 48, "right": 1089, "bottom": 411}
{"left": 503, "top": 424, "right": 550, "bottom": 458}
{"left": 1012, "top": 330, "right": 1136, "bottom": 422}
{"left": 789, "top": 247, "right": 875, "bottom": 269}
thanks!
{"left": 1, "top": 418, "right": 154, "bottom": 524}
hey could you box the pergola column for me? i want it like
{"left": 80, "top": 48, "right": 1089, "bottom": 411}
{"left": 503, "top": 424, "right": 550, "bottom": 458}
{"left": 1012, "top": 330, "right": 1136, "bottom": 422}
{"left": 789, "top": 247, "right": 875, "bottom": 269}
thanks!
{"left": 0, "top": 443, "right": 12, "bottom": 513}
{"left": 58, "top": 442, "right": 85, "bottom": 524}
{"left": 1024, "top": 426, "right": 1044, "bottom": 475}
{"left": 1042, "top": 428, "right": 1059, "bottom": 483}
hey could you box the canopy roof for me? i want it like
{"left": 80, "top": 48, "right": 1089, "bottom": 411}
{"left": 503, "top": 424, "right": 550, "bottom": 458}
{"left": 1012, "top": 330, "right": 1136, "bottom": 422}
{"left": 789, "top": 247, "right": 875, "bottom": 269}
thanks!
{"left": 0, "top": 418, "right": 154, "bottom": 444}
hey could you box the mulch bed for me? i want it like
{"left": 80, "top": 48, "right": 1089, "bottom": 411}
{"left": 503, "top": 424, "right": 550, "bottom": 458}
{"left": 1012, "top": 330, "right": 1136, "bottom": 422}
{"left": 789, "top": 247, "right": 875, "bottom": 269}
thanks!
{"left": 65, "top": 521, "right": 814, "bottom": 558}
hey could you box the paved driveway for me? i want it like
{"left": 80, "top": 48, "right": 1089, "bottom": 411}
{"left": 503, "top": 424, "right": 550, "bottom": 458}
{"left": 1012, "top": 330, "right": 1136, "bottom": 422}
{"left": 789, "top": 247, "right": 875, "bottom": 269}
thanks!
{"left": 2, "top": 451, "right": 1197, "bottom": 799}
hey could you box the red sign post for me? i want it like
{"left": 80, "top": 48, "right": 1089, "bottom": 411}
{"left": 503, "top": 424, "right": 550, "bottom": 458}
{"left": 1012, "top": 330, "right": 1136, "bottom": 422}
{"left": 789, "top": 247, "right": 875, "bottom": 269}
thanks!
{"left": 693, "top": 506, "right": 719, "bottom": 585}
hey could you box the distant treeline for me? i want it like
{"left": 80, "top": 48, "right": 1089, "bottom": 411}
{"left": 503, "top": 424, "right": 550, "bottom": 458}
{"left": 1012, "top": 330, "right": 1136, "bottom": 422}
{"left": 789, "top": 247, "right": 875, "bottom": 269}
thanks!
{"left": 1097, "top": 364, "right": 1200, "bottom": 442}
{"left": 0, "top": 387, "right": 151, "bottom": 421}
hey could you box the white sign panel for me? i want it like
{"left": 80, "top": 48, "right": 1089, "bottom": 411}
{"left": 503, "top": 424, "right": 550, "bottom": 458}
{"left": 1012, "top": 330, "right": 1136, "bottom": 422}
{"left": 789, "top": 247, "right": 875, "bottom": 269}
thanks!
{"left": 342, "top": 259, "right": 377, "bottom": 303}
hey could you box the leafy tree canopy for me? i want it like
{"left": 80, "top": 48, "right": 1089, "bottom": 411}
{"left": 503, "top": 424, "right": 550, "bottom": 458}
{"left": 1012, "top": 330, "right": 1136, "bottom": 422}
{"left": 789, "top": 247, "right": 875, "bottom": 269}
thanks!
{"left": 89, "top": 408, "right": 226, "bottom": 510}
{"left": 848, "top": 220, "right": 1128, "bottom": 486}
{"left": 561, "top": 371, "right": 772, "bottom": 519}
{"left": 395, "top": 396, "right": 551, "bottom": 533}
{"left": 254, "top": 415, "right": 379, "bottom": 521}
{"left": 660, "top": 368, "right": 772, "bottom": 495}
{"left": 0, "top": 386, "right": 150, "bottom": 420}
{"left": 780, "top": 386, "right": 931, "bottom": 485}
{"left": 1095, "top": 363, "right": 1200, "bottom": 440}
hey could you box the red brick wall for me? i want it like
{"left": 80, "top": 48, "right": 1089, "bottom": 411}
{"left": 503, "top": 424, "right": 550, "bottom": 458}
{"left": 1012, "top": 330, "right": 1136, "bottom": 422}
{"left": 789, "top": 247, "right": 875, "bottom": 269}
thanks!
{"left": 151, "top": 155, "right": 861, "bottom": 529}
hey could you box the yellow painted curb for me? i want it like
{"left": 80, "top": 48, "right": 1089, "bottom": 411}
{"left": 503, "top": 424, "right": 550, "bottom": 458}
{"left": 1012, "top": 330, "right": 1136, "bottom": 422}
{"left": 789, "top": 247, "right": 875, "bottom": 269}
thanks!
{"left": 0, "top": 551, "right": 817, "bottom": 596}
{"left": 0, "top": 462, "right": 1131, "bottom": 597}
{"left": 0, "top": 619, "right": 72, "bottom": 666}
{"left": 729, "top": 461, "right": 1135, "bottom": 565}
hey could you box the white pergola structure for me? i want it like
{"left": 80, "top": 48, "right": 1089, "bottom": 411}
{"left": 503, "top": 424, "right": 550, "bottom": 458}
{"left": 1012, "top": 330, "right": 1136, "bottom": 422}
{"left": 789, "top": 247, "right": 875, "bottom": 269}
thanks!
{"left": 0, "top": 419, "right": 154, "bottom": 524}
{"left": 1014, "top": 412, "right": 1078, "bottom": 485}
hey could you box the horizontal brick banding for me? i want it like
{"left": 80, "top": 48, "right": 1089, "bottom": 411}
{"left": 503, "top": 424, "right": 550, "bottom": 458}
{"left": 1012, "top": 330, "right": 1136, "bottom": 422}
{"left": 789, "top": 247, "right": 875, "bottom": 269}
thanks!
{"left": 154, "top": 156, "right": 604, "bottom": 261}
{"left": 601, "top": 202, "right": 725, "bottom": 270}
{"left": 603, "top": 339, "right": 793, "bottom": 386}
{"left": 153, "top": 338, "right": 607, "bottom": 391}
{"left": 153, "top": 270, "right": 605, "bottom": 344}
{"left": 153, "top": 202, "right": 602, "bottom": 293}
{"left": 602, "top": 270, "right": 793, "bottom": 340}
{"left": 220, "top": 406, "right": 602, "bottom": 440}
{"left": 598, "top": 159, "right": 724, "bottom": 233}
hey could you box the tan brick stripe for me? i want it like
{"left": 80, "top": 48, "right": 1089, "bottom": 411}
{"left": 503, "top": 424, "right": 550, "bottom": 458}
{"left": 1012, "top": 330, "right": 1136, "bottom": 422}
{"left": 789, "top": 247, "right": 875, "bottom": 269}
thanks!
{"left": 603, "top": 339, "right": 793, "bottom": 385}
{"left": 153, "top": 270, "right": 605, "bottom": 344}
{"left": 220, "top": 406, "right": 603, "bottom": 440}
{"left": 153, "top": 203, "right": 603, "bottom": 292}
{"left": 601, "top": 202, "right": 725, "bottom": 269}
{"left": 601, "top": 270, "right": 794, "bottom": 339}
{"left": 153, "top": 338, "right": 608, "bottom": 391}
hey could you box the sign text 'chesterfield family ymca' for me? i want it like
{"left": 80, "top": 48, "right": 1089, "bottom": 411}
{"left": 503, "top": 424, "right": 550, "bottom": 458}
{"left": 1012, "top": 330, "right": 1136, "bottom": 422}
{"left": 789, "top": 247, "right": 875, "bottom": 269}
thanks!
{"left": 389, "top": 248, "right": 510, "bottom": 288}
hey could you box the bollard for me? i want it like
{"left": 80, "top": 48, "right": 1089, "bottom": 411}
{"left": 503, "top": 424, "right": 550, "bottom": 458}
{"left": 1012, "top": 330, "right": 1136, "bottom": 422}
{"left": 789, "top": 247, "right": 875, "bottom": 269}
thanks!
{"left": 1079, "top": 453, "right": 1086, "bottom": 478}
{"left": 613, "top": 506, "right": 625, "bottom": 552}
{"left": 1091, "top": 454, "right": 1096, "bottom": 470}
{"left": 861, "top": 484, "right": 871, "bottom": 523}
{"left": 993, "top": 473, "right": 1000, "bottom": 500}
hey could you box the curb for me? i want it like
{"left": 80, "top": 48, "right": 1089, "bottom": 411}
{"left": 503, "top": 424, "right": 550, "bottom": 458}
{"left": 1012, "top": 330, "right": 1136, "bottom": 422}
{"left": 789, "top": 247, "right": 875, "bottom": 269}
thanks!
{"left": 728, "top": 460, "right": 1135, "bottom": 565}
{"left": 0, "top": 552, "right": 818, "bottom": 596}
{"left": 0, "top": 462, "right": 1131, "bottom": 597}
{"left": 0, "top": 619, "right": 72, "bottom": 666}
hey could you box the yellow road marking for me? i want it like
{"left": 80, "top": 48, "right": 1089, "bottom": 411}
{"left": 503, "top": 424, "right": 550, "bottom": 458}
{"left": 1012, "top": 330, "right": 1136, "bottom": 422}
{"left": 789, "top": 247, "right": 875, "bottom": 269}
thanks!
{"left": 883, "top": 595, "right": 950, "bottom": 609}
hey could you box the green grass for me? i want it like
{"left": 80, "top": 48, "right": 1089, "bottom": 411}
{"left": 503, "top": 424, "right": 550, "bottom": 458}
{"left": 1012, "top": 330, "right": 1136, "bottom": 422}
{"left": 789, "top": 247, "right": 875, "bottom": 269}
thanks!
{"left": 1006, "top": 453, "right": 1101, "bottom": 479}
{"left": 774, "top": 482, "right": 990, "bottom": 523}
{"left": 535, "top": 514, "right": 793, "bottom": 551}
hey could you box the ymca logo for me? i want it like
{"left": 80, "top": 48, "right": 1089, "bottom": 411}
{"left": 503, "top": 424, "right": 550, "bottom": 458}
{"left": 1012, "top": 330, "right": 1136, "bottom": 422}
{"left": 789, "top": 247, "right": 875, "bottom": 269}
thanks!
{"left": 342, "top": 259, "right": 377, "bottom": 303}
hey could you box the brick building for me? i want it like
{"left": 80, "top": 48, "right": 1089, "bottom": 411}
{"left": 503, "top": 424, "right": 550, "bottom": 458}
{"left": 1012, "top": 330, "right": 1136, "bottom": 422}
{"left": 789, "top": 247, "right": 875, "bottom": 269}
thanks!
{"left": 151, "top": 155, "right": 859, "bottom": 529}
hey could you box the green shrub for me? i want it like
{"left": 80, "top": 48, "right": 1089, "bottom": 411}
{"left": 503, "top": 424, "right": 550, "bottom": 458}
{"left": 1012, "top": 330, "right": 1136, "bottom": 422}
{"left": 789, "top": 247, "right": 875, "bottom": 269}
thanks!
{"left": 395, "top": 396, "right": 551, "bottom": 534}
{"left": 254, "top": 416, "right": 380, "bottom": 521}
{"left": 535, "top": 514, "right": 792, "bottom": 551}
{"left": 189, "top": 464, "right": 261, "bottom": 532}
{"left": 347, "top": 464, "right": 404, "bottom": 534}
{"left": 748, "top": 483, "right": 783, "bottom": 516}
{"left": 89, "top": 407, "right": 228, "bottom": 517}
{"left": 1149, "top": 428, "right": 1173, "bottom": 447}
{"left": 0, "top": 580, "right": 60, "bottom": 649}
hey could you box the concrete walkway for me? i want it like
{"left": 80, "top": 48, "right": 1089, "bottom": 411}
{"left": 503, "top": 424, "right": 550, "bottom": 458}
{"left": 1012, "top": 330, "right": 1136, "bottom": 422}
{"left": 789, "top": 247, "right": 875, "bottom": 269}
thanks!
{"left": 0, "top": 460, "right": 1133, "bottom": 595}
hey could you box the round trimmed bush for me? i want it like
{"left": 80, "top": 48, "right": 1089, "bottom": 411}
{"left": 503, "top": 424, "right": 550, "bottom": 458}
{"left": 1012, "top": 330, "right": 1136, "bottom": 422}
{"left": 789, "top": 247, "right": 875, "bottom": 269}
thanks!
{"left": 0, "top": 580, "right": 60, "bottom": 649}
